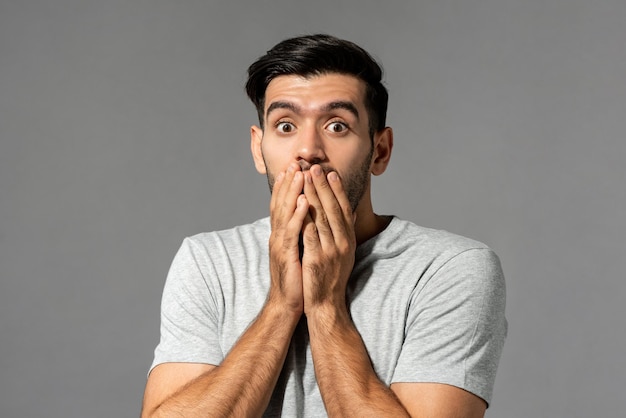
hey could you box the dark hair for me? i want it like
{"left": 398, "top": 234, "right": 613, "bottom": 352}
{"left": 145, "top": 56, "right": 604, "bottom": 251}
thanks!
{"left": 245, "top": 34, "right": 388, "bottom": 138}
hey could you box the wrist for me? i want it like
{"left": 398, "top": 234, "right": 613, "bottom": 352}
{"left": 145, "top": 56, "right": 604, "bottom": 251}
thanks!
{"left": 305, "top": 301, "right": 352, "bottom": 333}
{"left": 263, "top": 295, "right": 303, "bottom": 325}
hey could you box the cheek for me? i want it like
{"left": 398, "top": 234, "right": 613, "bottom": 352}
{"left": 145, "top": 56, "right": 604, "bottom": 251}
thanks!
{"left": 341, "top": 146, "right": 372, "bottom": 171}
{"left": 261, "top": 147, "right": 285, "bottom": 174}
{"left": 260, "top": 143, "right": 289, "bottom": 174}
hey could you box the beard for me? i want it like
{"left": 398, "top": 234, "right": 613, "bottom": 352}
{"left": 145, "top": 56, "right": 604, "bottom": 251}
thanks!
{"left": 263, "top": 147, "right": 374, "bottom": 213}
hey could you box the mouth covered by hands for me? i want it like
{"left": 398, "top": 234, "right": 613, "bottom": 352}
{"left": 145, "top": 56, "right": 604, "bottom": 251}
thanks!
{"left": 267, "top": 163, "right": 357, "bottom": 316}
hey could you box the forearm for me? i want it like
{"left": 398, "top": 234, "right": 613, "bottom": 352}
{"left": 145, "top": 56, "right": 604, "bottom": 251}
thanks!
{"left": 307, "top": 306, "right": 410, "bottom": 418}
{"left": 151, "top": 303, "right": 300, "bottom": 418}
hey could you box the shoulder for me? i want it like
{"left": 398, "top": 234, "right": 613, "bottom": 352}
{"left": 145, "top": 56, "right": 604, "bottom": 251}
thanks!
{"left": 373, "top": 217, "right": 498, "bottom": 265}
{"left": 372, "top": 217, "right": 505, "bottom": 301}
{"left": 392, "top": 217, "right": 490, "bottom": 249}
{"left": 183, "top": 217, "right": 270, "bottom": 253}
{"left": 393, "top": 219, "right": 506, "bottom": 315}
{"left": 167, "top": 218, "right": 270, "bottom": 276}
{"left": 187, "top": 217, "right": 270, "bottom": 243}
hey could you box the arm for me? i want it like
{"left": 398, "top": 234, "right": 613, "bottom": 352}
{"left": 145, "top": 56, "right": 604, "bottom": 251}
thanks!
{"left": 142, "top": 303, "right": 300, "bottom": 418}
{"left": 301, "top": 166, "right": 489, "bottom": 417}
{"left": 391, "top": 382, "right": 486, "bottom": 418}
{"left": 307, "top": 306, "right": 487, "bottom": 417}
{"left": 142, "top": 165, "right": 309, "bottom": 418}
{"left": 307, "top": 305, "right": 411, "bottom": 417}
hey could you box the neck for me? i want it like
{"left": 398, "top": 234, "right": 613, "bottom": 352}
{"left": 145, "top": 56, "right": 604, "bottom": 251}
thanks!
{"left": 353, "top": 200, "right": 391, "bottom": 245}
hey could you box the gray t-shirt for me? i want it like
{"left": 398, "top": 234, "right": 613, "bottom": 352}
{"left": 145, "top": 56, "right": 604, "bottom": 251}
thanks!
{"left": 150, "top": 217, "right": 507, "bottom": 416}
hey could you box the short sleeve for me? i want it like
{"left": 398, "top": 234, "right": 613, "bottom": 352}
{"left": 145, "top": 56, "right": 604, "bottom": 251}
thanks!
{"left": 149, "top": 238, "right": 224, "bottom": 373}
{"left": 391, "top": 248, "right": 508, "bottom": 405}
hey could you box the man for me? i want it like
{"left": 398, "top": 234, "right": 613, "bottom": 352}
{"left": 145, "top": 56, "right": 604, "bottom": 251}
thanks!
{"left": 142, "top": 34, "right": 507, "bottom": 417}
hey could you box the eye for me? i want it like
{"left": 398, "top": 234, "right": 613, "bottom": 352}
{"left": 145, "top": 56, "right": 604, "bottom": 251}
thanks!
{"left": 276, "top": 121, "right": 296, "bottom": 133}
{"left": 327, "top": 121, "right": 349, "bottom": 134}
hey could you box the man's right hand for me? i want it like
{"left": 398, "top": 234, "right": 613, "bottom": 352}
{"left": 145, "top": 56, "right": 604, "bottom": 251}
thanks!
{"left": 142, "top": 165, "right": 309, "bottom": 417}
{"left": 267, "top": 163, "right": 309, "bottom": 314}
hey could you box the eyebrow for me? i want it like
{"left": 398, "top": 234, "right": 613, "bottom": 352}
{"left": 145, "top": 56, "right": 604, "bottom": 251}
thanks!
{"left": 266, "top": 101, "right": 300, "bottom": 119}
{"left": 321, "top": 101, "right": 360, "bottom": 120}
{"left": 265, "top": 100, "right": 360, "bottom": 121}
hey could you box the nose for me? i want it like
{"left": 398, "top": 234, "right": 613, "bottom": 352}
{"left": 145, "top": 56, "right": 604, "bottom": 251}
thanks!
{"left": 296, "top": 125, "right": 326, "bottom": 168}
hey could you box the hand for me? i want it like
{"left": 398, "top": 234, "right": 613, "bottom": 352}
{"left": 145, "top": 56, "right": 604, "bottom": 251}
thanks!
{"left": 301, "top": 165, "right": 357, "bottom": 314}
{"left": 267, "top": 163, "right": 309, "bottom": 314}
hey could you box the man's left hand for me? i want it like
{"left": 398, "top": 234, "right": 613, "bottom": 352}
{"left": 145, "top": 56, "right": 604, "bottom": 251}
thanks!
{"left": 300, "top": 164, "right": 356, "bottom": 314}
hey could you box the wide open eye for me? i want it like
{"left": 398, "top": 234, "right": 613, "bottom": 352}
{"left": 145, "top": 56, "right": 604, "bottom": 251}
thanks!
{"left": 276, "top": 121, "right": 296, "bottom": 133}
{"left": 327, "top": 121, "right": 349, "bottom": 134}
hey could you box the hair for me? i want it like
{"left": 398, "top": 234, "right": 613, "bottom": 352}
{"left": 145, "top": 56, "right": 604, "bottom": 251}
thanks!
{"left": 245, "top": 34, "right": 388, "bottom": 138}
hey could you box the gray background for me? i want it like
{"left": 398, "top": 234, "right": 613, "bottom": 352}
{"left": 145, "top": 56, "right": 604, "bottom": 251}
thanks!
{"left": 1, "top": 0, "right": 624, "bottom": 417}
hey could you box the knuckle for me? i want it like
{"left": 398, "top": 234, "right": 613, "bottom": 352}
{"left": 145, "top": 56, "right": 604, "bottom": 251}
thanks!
{"left": 337, "top": 242, "right": 351, "bottom": 254}
{"left": 305, "top": 263, "right": 323, "bottom": 279}
{"left": 318, "top": 211, "right": 329, "bottom": 226}
{"left": 280, "top": 233, "right": 295, "bottom": 249}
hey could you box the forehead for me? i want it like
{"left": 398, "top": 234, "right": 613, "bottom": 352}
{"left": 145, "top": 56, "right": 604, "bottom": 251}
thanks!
{"left": 263, "top": 73, "right": 367, "bottom": 114}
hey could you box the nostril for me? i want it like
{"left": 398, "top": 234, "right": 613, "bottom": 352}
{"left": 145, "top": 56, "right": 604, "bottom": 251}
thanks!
{"left": 297, "top": 158, "right": 324, "bottom": 172}
{"left": 298, "top": 160, "right": 312, "bottom": 171}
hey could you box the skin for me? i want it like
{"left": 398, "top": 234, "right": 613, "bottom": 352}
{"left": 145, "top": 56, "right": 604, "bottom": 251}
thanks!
{"left": 141, "top": 73, "right": 487, "bottom": 417}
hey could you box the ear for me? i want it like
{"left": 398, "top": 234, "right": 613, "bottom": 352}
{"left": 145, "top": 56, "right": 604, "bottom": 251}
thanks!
{"left": 250, "top": 125, "right": 267, "bottom": 174}
{"left": 370, "top": 127, "right": 393, "bottom": 176}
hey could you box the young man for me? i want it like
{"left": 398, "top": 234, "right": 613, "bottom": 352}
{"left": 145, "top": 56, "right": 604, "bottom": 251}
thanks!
{"left": 142, "top": 34, "right": 507, "bottom": 417}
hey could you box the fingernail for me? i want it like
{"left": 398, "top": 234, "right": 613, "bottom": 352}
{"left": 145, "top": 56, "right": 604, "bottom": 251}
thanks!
{"left": 328, "top": 171, "right": 338, "bottom": 182}
{"left": 276, "top": 172, "right": 284, "bottom": 182}
{"left": 312, "top": 165, "right": 322, "bottom": 176}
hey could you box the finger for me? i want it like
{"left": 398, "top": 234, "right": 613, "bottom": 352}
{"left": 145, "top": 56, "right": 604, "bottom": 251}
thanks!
{"left": 281, "top": 170, "right": 304, "bottom": 225}
{"left": 327, "top": 171, "right": 356, "bottom": 246}
{"left": 270, "top": 163, "right": 296, "bottom": 212}
{"left": 327, "top": 171, "right": 354, "bottom": 227}
{"left": 284, "top": 193, "right": 309, "bottom": 248}
{"left": 269, "top": 170, "right": 285, "bottom": 215}
{"left": 310, "top": 165, "right": 351, "bottom": 244}
{"left": 303, "top": 168, "right": 334, "bottom": 246}
{"left": 287, "top": 170, "right": 305, "bottom": 211}
{"left": 270, "top": 164, "right": 302, "bottom": 229}
{"left": 301, "top": 209, "right": 321, "bottom": 253}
